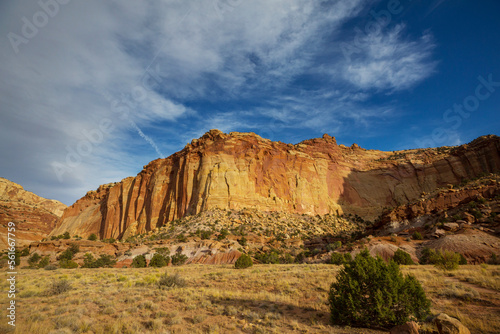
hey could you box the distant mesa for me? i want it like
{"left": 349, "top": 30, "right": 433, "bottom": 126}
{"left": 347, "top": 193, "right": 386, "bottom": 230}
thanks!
{"left": 0, "top": 177, "right": 66, "bottom": 249}
{"left": 46, "top": 130, "right": 499, "bottom": 241}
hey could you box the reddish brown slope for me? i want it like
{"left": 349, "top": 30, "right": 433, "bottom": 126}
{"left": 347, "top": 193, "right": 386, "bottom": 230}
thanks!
{"left": 0, "top": 178, "right": 66, "bottom": 250}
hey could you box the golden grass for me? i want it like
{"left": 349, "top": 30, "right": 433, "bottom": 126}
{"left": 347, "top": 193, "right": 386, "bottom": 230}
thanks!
{"left": 0, "top": 264, "right": 498, "bottom": 333}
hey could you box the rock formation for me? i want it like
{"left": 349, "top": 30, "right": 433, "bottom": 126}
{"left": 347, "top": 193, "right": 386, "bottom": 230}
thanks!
{"left": 0, "top": 177, "right": 66, "bottom": 249}
{"left": 51, "top": 130, "right": 500, "bottom": 240}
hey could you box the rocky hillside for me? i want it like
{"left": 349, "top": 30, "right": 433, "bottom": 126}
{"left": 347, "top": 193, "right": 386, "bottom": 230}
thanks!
{"left": 51, "top": 130, "right": 500, "bottom": 240}
{"left": 0, "top": 178, "right": 66, "bottom": 250}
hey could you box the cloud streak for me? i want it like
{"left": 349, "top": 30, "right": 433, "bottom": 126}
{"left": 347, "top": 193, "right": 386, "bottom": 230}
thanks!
{"left": 0, "top": 0, "right": 438, "bottom": 204}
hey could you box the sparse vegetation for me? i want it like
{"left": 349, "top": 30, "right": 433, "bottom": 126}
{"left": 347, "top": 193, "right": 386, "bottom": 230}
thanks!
{"left": 88, "top": 233, "right": 98, "bottom": 241}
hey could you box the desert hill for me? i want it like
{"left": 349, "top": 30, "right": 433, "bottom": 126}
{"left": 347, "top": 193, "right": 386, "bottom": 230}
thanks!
{"left": 51, "top": 130, "right": 500, "bottom": 241}
{"left": 0, "top": 177, "right": 66, "bottom": 249}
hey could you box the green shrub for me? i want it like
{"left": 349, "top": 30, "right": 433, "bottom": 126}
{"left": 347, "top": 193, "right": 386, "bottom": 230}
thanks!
{"left": 235, "top": 254, "right": 253, "bottom": 269}
{"left": 63, "top": 232, "right": 71, "bottom": 239}
{"left": 132, "top": 255, "right": 147, "bottom": 268}
{"left": 171, "top": 253, "right": 188, "bottom": 266}
{"left": 327, "top": 241, "right": 342, "bottom": 252}
{"left": 59, "top": 259, "right": 78, "bottom": 269}
{"left": 94, "top": 254, "right": 117, "bottom": 268}
{"left": 392, "top": 249, "right": 414, "bottom": 265}
{"left": 176, "top": 233, "right": 187, "bottom": 243}
{"left": 149, "top": 253, "right": 169, "bottom": 267}
{"left": 420, "top": 248, "right": 461, "bottom": 270}
{"left": 20, "top": 248, "right": 30, "bottom": 256}
{"left": 158, "top": 273, "right": 186, "bottom": 289}
{"left": 217, "top": 228, "right": 229, "bottom": 240}
{"left": 419, "top": 248, "right": 443, "bottom": 265}
{"left": 28, "top": 253, "right": 41, "bottom": 266}
{"left": 329, "top": 249, "right": 430, "bottom": 329}
{"left": 487, "top": 254, "right": 500, "bottom": 265}
{"left": 437, "top": 250, "right": 460, "bottom": 270}
{"left": 38, "top": 256, "right": 50, "bottom": 268}
{"left": 412, "top": 232, "right": 423, "bottom": 240}
{"left": 255, "top": 251, "right": 280, "bottom": 264}
{"left": 88, "top": 233, "right": 98, "bottom": 241}
{"left": 330, "top": 252, "right": 351, "bottom": 265}
{"left": 458, "top": 253, "right": 468, "bottom": 265}
{"left": 238, "top": 237, "right": 247, "bottom": 247}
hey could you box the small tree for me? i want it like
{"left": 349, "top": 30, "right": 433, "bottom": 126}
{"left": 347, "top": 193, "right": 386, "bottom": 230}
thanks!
{"left": 330, "top": 252, "right": 351, "bottom": 265}
{"left": 171, "top": 253, "right": 188, "bottom": 266}
{"left": 235, "top": 254, "right": 253, "bottom": 269}
{"left": 132, "top": 255, "right": 147, "bottom": 268}
{"left": 392, "top": 249, "right": 414, "bottom": 265}
{"left": 150, "top": 253, "right": 169, "bottom": 267}
{"left": 329, "top": 249, "right": 430, "bottom": 329}
{"left": 412, "top": 231, "right": 423, "bottom": 240}
{"left": 38, "top": 256, "right": 50, "bottom": 268}
{"left": 28, "top": 253, "right": 42, "bottom": 267}
{"left": 88, "top": 233, "right": 98, "bottom": 241}
{"left": 63, "top": 232, "right": 71, "bottom": 239}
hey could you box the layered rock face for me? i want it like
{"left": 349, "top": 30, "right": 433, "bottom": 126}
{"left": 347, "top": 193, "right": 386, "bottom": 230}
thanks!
{"left": 0, "top": 178, "right": 66, "bottom": 249}
{"left": 51, "top": 130, "right": 500, "bottom": 239}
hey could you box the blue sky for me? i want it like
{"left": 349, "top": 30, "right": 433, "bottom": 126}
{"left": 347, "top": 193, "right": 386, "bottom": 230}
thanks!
{"left": 1, "top": 0, "right": 499, "bottom": 205}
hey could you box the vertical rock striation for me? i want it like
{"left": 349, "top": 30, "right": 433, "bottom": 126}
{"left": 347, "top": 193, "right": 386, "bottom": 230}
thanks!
{"left": 51, "top": 131, "right": 500, "bottom": 239}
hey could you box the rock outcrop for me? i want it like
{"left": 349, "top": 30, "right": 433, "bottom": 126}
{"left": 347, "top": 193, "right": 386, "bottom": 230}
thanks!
{"left": 51, "top": 131, "right": 500, "bottom": 239}
{"left": 0, "top": 177, "right": 66, "bottom": 250}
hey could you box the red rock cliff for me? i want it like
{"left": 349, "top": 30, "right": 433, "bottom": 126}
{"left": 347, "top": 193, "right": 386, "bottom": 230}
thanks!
{"left": 51, "top": 131, "right": 500, "bottom": 239}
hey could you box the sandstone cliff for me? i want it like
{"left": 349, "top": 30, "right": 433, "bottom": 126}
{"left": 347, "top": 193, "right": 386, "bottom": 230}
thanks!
{"left": 51, "top": 131, "right": 500, "bottom": 239}
{"left": 0, "top": 177, "right": 67, "bottom": 249}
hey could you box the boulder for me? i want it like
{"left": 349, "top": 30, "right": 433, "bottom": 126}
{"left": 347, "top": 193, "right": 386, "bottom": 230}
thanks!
{"left": 442, "top": 223, "right": 459, "bottom": 231}
{"left": 434, "top": 313, "right": 470, "bottom": 334}
{"left": 390, "top": 321, "right": 419, "bottom": 334}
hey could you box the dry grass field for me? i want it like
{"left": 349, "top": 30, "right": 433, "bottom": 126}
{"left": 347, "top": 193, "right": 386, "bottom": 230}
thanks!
{"left": 1, "top": 264, "right": 499, "bottom": 334}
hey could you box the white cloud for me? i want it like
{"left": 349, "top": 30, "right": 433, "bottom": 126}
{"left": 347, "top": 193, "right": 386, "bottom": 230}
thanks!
{"left": 0, "top": 0, "right": 437, "bottom": 204}
{"left": 342, "top": 24, "right": 437, "bottom": 91}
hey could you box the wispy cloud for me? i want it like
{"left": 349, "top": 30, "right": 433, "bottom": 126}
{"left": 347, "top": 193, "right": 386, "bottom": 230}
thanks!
{"left": 0, "top": 0, "right": 438, "bottom": 204}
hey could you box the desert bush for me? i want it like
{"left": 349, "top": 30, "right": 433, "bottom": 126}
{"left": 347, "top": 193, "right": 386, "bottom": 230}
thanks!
{"left": 420, "top": 248, "right": 461, "bottom": 270}
{"left": 47, "top": 280, "right": 72, "bottom": 295}
{"left": 158, "top": 273, "right": 186, "bottom": 289}
{"left": 330, "top": 252, "right": 351, "bottom": 265}
{"left": 412, "top": 231, "right": 423, "bottom": 240}
{"left": 149, "top": 253, "right": 169, "bottom": 267}
{"left": 20, "top": 248, "right": 30, "bottom": 256}
{"left": 63, "top": 232, "right": 71, "bottom": 239}
{"left": 487, "top": 254, "right": 500, "bottom": 265}
{"left": 392, "top": 249, "right": 414, "bottom": 265}
{"left": 88, "top": 233, "right": 97, "bottom": 241}
{"left": 255, "top": 251, "right": 280, "bottom": 264}
{"left": 37, "top": 256, "right": 50, "bottom": 268}
{"left": 329, "top": 249, "right": 431, "bottom": 329}
{"left": 217, "top": 228, "right": 229, "bottom": 240}
{"left": 235, "top": 254, "right": 253, "bottom": 269}
{"left": 28, "top": 252, "right": 41, "bottom": 266}
{"left": 176, "top": 233, "right": 187, "bottom": 243}
{"left": 82, "top": 253, "right": 116, "bottom": 268}
{"left": 327, "top": 241, "right": 342, "bottom": 252}
{"left": 458, "top": 253, "right": 468, "bottom": 265}
{"left": 59, "top": 259, "right": 78, "bottom": 269}
{"left": 131, "top": 254, "right": 147, "bottom": 268}
{"left": 171, "top": 253, "right": 188, "bottom": 266}
{"left": 44, "top": 264, "right": 58, "bottom": 270}
{"left": 238, "top": 236, "right": 248, "bottom": 246}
